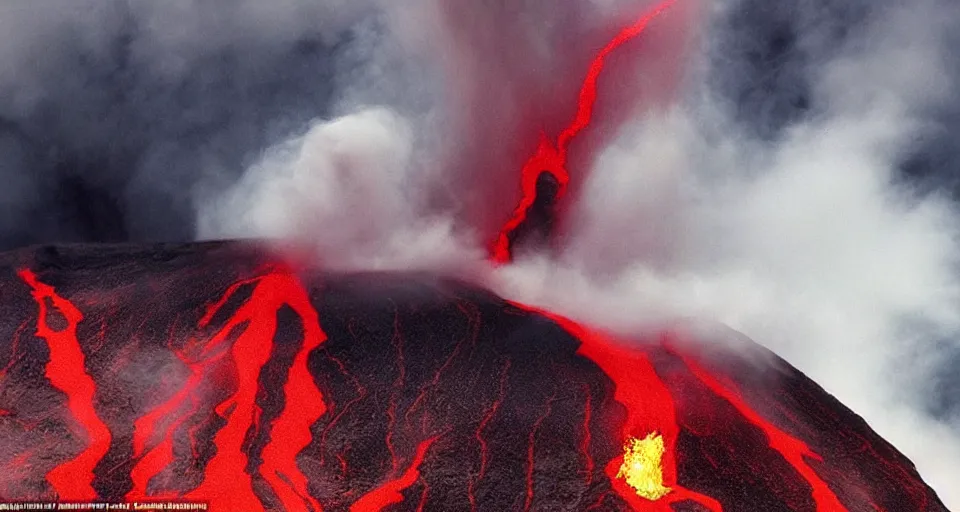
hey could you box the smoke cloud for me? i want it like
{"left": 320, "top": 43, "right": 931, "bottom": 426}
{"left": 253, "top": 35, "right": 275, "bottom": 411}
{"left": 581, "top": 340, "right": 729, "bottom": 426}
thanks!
{"left": 0, "top": 0, "right": 379, "bottom": 248}
{"left": 2, "top": 0, "right": 960, "bottom": 506}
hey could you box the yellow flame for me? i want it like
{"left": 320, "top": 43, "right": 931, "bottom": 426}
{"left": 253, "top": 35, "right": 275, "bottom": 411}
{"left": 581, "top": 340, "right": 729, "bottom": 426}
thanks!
{"left": 616, "top": 432, "right": 672, "bottom": 501}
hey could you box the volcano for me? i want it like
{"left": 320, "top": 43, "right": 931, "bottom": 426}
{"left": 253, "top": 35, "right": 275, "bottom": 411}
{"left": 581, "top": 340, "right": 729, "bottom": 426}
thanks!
{"left": 0, "top": 240, "right": 948, "bottom": 511}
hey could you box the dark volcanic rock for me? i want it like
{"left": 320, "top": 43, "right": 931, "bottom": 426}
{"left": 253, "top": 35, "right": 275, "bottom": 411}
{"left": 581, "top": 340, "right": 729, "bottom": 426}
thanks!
{"left": 0, "top": 241, "right": 948, "bottom": 511}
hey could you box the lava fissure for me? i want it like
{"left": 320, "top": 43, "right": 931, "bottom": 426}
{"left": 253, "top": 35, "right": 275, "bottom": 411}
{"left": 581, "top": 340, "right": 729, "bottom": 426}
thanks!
{"left": 508, "top": 301, "right": 722, "bottom": 511}
{"left": 316, "top": 349, "right": 367, "bottom": 473}
{"left": 469, "top": 359, "right": 512, "bottom": 511}
{"left": 404, "top": 304, "right": 477, "bottom": 428}
{"left": 579, "top": 382, "right": 595, "bottom": 489}
{"left": 384, "top": 307, "right": 407, "bottom": 475}
{"left": 0, "top": 320, "right": 29, "bottom": 376}
{"left": 415, "top": 485, "right": 429, "bottom": 512}
{"left": 524, "top": 393, "right": 557, "bottom": 512}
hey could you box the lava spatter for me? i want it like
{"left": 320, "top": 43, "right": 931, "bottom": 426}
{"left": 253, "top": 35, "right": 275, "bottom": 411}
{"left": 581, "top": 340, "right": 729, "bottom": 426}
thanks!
{"left": 617, "top": 433, "right": 671, "bottom": 501}
{"left": 492, "top": 0, "right": 678, "bottom": 263}
{"left": 18, "top": 269, "right": 114, "bottom": 501}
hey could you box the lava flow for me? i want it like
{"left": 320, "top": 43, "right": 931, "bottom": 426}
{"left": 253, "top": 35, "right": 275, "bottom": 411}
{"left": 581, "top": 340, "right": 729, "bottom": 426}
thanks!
{"left": 128, "top": 270, "right": 329, "bottom": 512}
{"left": 667, "top": 343, "right": 847, "bottom": 510}
{"left": 491, "top": 0, "right": 678, "bottom": 263}
{"left": 0, "top": 0, "right": 951, "bottom": 507}
{"left": 18, "top": 269, "right": 113, "bottom": 501}
{"left": 348, "top": 436, "right": 438, "bottom": 512}
{"left": 512, "top": 302, "right": 723, "bottom": 511}
{"left": 0, "top": 243, "right": 949, "bottom": 510}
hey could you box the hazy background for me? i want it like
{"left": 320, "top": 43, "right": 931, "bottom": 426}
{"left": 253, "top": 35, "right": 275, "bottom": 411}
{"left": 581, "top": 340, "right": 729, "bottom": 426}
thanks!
{"left": 1, "top": 0, "right": 958, "bottom": 506}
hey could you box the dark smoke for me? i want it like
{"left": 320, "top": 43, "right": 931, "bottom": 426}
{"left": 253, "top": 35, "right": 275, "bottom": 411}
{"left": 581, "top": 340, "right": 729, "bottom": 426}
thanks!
{"left": 0, "top": 0, "right": 374, "bottom": 249}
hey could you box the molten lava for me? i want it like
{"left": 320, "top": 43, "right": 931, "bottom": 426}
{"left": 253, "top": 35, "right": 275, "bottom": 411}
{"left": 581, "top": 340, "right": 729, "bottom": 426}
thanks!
{"left": 0, "top": 243, "right": 948, "bottom": 509}
{"left": 348, "top": 436, "right": 438, "bottom": 512}
{"left": 18, "top": 269, "right": 113, "bottom": 501}
{"left": 0, "top": 0, "right": 950, "bottom": 509}
{"left": 491, "top": 0, "right": 678, "bottom": 263}
{"left": 512, "top": 302, "right": 723, "bottom": 511}
{"left": 667, "top": 343, "right": 847, "bottom": 511}
{"left": 126, "top": 270, "right": 329, "bottom": 511}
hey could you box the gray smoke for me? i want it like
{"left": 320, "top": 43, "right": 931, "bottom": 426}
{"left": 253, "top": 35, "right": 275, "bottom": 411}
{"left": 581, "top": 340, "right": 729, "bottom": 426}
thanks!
{"left": 2, "top": 0, "right": 960, "bottom": 506}
{"left": 0, "top": 0, "right": 379, "bottom": 248}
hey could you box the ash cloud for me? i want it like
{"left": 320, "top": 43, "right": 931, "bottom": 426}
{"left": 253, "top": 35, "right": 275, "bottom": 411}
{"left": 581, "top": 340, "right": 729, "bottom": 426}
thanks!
{"left": 4, "top": 0, "right": 960, "bottom": 507}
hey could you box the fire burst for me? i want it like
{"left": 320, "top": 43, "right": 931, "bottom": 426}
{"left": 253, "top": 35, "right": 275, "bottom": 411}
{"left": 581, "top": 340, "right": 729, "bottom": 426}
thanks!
{"left": 617, "top": 433, "right": 671, "bottom": 501}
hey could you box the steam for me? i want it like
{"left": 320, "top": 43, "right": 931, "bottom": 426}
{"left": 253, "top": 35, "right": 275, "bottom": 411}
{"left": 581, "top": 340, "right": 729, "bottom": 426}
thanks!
{"left": 499, "top": 1, "right": 960, "bottom": 504}
{"left": 1, "top": 0, "right": 959, "bottom": 506}
{"left": 198, "top": 107, "right": 481, "bottom": 271}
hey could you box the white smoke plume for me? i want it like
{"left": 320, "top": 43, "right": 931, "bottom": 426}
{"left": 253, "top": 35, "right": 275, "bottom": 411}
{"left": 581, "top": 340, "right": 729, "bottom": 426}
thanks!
{"left": 197, "top": 0, "right": 960, "bottom": 506}
{"left": 496, "top": 3, "right": 960, "bottom": 504}
{"left": 198, "top": 107, "right": 482, "bottom": 271}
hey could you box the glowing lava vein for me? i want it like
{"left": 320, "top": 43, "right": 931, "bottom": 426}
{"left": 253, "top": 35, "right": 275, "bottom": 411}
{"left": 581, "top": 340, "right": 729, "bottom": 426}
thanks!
{"left": 348, "top": 436, "right": 438, "bottom": 512}
{"left": 491, "top": 0, "right": 678, "bottom": 263}
{"left": 667, "top": 344, "right": 847, "bottom": 510}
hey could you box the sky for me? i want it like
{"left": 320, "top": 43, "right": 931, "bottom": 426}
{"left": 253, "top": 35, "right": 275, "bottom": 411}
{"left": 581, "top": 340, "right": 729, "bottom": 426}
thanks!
{"left": 0, "top": 0, "right": 958, "bottom": 506}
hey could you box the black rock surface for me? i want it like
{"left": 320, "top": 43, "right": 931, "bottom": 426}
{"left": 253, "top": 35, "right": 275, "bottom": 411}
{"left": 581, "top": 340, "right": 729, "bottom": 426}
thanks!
{"left": 0, "top": 241, "right": 947, "bottom": 511}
